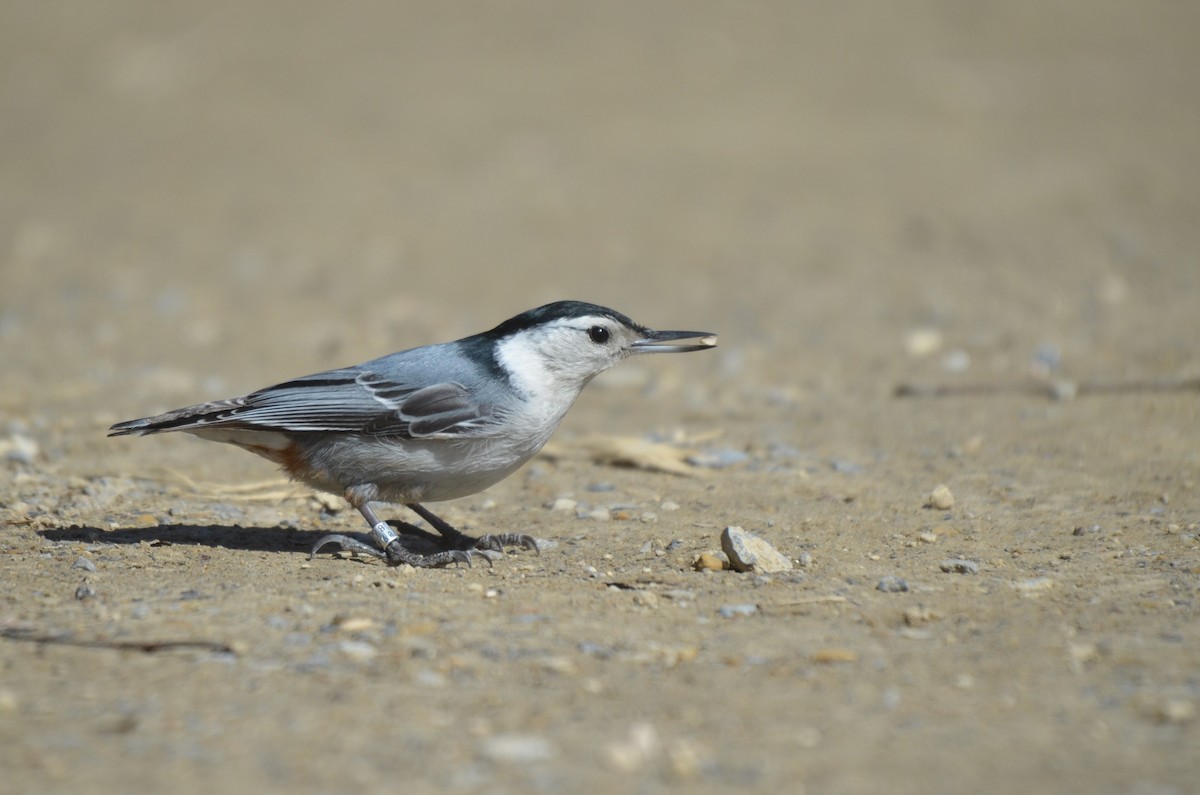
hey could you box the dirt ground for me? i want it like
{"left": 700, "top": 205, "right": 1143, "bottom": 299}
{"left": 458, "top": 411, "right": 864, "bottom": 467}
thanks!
{"left": 2, "top": 3, "right": 1198, "bottom": 793}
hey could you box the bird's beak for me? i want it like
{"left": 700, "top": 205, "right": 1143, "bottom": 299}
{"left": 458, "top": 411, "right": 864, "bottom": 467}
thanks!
{"left": 632, "top": 329, "right": 718, "bottom": 354}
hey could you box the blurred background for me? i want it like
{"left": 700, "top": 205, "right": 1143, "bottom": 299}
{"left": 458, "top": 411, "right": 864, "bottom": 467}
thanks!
{"left": 4, "top": 1, "right": 1197, "bottom": 435}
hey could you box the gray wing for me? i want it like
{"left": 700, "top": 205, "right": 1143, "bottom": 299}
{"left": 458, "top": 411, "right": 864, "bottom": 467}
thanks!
{"left": 109, "top": 366, "right": 499, "bottom": 439}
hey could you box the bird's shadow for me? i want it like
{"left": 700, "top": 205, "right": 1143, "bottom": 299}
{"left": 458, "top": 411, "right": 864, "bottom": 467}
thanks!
{"left": 39, "top": 521, "right": 449, "bottom": 556}
{"left": 40, "top": 524, "right": 328, "bottom": 555}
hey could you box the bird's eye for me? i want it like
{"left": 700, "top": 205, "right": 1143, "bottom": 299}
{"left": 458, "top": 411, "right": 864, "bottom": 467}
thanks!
{"left": 587, "top": 325, "right": 610, "bottom": 345}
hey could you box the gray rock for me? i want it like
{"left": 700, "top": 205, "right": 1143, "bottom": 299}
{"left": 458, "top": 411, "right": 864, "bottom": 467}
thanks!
{"left": 877, "top": 575, "right": 909, "bottom": 592}
{"left": 72, "top": 556, "right": 97, "bottom": 572}
{"left": 939, "top": 558, "right": 979, "bottom": 575}
{"left": 720, "top": 526, "right": 793, "bottom": 573}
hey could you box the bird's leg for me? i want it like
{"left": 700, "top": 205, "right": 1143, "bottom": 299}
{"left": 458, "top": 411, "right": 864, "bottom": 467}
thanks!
{"left": 406, "top": 502, "right": 541, "bottom": 555}
{"left": 310, "top": 502, "right": 478, "bottom": 568}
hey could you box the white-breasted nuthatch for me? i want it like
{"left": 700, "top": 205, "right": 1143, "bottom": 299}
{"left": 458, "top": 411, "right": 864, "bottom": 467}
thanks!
{"left": 110, "top": 301, "right": 717, "bottom": 567}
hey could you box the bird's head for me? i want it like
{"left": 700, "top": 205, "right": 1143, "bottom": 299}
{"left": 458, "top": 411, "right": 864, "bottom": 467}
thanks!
{"left": 484, "top": 301, "right": 717, "bottom": 394}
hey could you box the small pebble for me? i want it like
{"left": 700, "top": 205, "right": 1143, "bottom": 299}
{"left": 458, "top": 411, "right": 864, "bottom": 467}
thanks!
{"left": 941, "top": 349, "right": 970, "bottom": 373}
{"left": 632, "top": 591, "right": 659, "bottom": 609}
{"left": 1154, "top": 699, "right": 1196, "bottom": 725}
{"left": 927, "top": 484, "right": 955, "bottom": 510}
{"left": 338, "top": 640, "right": 378, "bottom": 662}
{"left": 606, "top": 723, "right": 659, "bottom": 772}
{"left": 904, "top": 328, "right": 943, "bottom": 357}
{"left": 693, "top": 552, "right": 726, "bottom": 572}
{"left": 414, "top": 669, "right": 447, "bottom": 688}
{"left": 75, "top": 583, "right": 96, "bottom": 601}
{"left": 812, "top": 648, "right": 858, "bottom": 664}
{"left": 1050, "top": 379, "right": 1078, "bottom": 401}
{"left": 795, "top": 551, "right": 813, "bottom": 567}
{"left": 903, "top": 605, "right": 936, "bottom": 626}
{"left": 479, "top": 734, "right": 556, "bottom": 764}
{"left": 72, "top": 556, "right": 97, "bottom": 572}
{"left": 940, "top": 558, "right": 979, "bottom": 575}
{"left": 550, "top": 497, "right": 577, "bottom": 512}
{"left": 721, "top": 526, "right": 793, "bottom": 573}
{"left": 1014, "top": 577, "right": 1055, "bottom": 594}
{"left": 330, "top": 615, "right": 380, "bottom": 633}
{"left": 717, "top": 603, "right": 758, "bottom": 618}
{"left": 877, "top": 575, "right": 909, "bottom": 593}
{"left": 1068, "top": 642, "right": 1098, "bottom": 668}
{"left": 660, "top": 501, "right": 680, "bottom": 512}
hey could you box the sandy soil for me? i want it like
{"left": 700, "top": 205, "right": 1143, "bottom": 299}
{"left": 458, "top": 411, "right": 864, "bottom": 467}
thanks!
{"left": 2, "top": 3, "right": 1198, "bottom": 793}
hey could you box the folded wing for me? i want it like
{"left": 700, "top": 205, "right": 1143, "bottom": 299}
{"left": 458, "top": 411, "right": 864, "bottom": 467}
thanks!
{"left": 108, "top": 368, "right": 496, "bottom": 439}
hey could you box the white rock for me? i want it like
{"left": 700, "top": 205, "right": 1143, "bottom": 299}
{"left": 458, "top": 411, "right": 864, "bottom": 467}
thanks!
{"left": 927, "top": 484, "right": 955, "bottom": 510}
{"left": 720, "top": 526, "right": 792, "bottom": 573}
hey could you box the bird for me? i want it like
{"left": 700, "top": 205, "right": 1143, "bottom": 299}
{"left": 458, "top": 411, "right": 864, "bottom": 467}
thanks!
{"left": 109, "top": 301, "right": 717, "bottom": 568}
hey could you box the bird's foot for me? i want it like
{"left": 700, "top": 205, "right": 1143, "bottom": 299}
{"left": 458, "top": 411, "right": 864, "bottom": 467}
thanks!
{"left": 472, "top": 533, "right": 542, "bottom": 554}
{"left": 403, "top": 504, "right": 542, "bottom": 556}
{"left": 309, "top": 527, "right": 486, "bottom": 568}
{"left": 382, "top": 539, "right": 483, "bottom": 568}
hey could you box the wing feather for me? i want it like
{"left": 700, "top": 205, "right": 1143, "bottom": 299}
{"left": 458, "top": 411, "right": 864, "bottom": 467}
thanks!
{"left": 113, "top": 366, "right": 498, "bottom": 439}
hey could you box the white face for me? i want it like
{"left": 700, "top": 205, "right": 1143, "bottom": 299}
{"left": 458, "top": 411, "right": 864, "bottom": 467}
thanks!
{"left": 498, "top": 314, "right": 643, "bottom": 393}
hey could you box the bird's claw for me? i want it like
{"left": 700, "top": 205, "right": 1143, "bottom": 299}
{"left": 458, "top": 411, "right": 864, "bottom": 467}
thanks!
{"left": 383, "top": 540, "right": 485, "bottom": 569}
{"left": 310, "top": 533, "right": 385, "bottom": 560}
{"left": 309, "top": 534, "right": 485, "bottom": 568}
{"left": 474, "top": 533, "right": 542, "bottom": 554}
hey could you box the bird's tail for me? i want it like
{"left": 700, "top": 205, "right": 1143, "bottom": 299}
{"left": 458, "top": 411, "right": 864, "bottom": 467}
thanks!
{"left": 107, "top": 399, "right": 241, "bottom": 437}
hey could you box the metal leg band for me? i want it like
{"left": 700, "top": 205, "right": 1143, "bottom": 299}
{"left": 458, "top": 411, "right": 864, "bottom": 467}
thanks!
{"left": 371, "top": 521, "right": 400, "bottom": 548}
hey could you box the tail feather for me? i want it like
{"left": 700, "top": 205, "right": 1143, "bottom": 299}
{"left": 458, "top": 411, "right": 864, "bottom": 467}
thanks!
{"left": 107, "top": 417, "right": 157, "bottom": 437}
{"left": 107, "top": 399, "right": 245, "bottom": 437}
